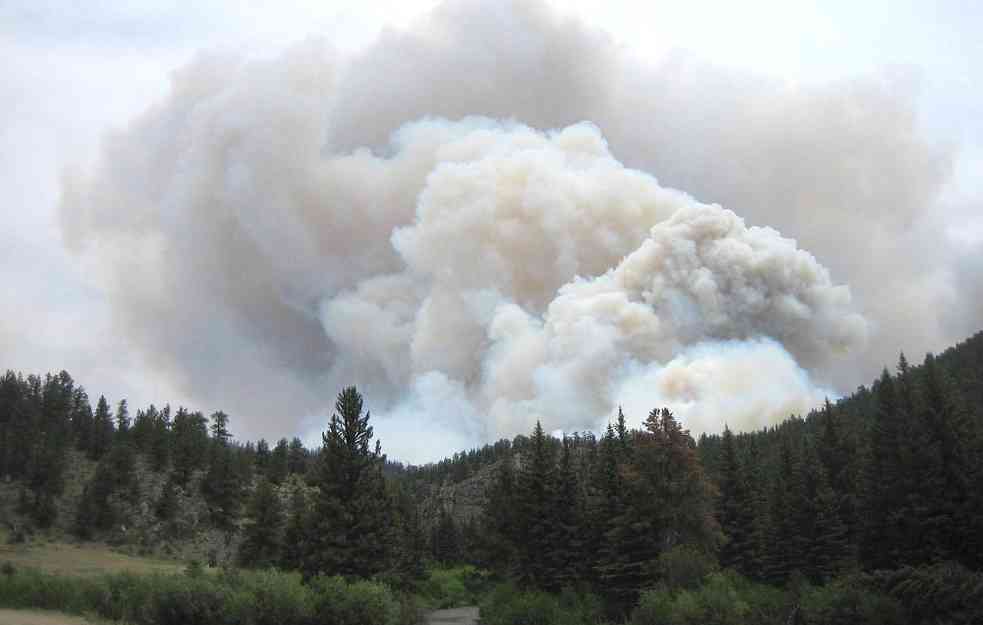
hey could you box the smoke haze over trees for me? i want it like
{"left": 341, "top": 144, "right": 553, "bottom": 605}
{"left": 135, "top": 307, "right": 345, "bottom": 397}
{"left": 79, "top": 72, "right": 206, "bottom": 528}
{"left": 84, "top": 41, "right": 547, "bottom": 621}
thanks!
{"left": 42, "top": 0, "right": 981, "bottom": 460}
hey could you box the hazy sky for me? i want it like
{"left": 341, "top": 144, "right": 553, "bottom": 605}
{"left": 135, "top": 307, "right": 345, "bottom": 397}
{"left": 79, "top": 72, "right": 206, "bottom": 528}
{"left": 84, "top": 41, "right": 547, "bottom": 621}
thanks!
{"left": 2, "top": 0, "right": 981, "bottom": 462}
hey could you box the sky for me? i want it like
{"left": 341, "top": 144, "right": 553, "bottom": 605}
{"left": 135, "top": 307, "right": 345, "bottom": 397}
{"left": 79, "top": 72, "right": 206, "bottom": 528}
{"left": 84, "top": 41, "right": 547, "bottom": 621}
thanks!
{"left": 1, "top": 0, "right": 981, "bottom": 463}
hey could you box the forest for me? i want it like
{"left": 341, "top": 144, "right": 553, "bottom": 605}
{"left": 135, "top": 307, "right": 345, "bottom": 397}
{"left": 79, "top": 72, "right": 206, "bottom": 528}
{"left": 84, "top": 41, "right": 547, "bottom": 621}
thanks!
{"left": 1, "top": 331, "right": 982, "bottom": 625}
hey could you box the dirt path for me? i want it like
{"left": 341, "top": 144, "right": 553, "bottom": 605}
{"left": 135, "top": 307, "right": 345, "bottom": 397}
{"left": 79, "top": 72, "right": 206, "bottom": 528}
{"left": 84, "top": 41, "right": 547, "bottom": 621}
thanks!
{"left": 0, "top": 609, "right": 95, "bottom": 625}
{"left": 425, "top": 606, "right": 480, "bottom": 625}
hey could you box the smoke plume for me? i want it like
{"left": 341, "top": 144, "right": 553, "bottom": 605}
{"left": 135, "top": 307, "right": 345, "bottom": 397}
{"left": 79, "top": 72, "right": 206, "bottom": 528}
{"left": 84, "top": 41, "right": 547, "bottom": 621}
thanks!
{"left": 60, "top": 0, "right": 972, "bottom": 461}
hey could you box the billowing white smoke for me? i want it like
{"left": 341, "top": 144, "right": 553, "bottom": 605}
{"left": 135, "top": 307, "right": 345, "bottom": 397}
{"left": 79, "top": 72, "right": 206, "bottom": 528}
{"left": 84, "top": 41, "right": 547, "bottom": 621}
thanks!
{"left": 61, "top": 0, "right": 970, "bottom": 461}
{"left": 323, "top": 123, "right": 865, "bottom": 448}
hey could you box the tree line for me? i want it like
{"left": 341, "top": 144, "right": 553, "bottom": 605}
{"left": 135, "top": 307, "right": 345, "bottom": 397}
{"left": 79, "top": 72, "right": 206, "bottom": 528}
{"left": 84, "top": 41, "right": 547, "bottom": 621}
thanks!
{"left": 1, "top": 330, "right": 980, "bottom": 616}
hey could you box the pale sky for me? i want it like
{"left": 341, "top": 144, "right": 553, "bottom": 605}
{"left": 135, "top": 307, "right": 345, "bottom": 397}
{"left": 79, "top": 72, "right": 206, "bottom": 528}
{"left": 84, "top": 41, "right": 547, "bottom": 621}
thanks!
{"left": 2, "top": 0, "right": 980, "bottom": 461}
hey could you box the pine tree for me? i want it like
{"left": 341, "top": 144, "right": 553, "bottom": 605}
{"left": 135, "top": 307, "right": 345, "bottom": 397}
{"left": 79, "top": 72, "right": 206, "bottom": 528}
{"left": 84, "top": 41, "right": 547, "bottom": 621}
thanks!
{"left": 280, "top": 485, "right": 309, "bottom": 571}
{"left": 90, "top": 395, "right": 114, "bottom": 460}
{"left": 156, "top": 477, "right": 179, "bottom": 525}
{"left": 514, "top": 421, "right": 557, "bottom": 589}
{"left": 303, "top": 386, "right": 391, "bottom": 579}
{"left": 149, "top": 405, "right": 171, "bottom": 471}
{"left": 269, "top": 438, "right": 289, "bottom": 484}
{"left": 389, "top": 482, "right": 426, "bottom": 586}
{"left": 432, "top": 506, "right": 461, "bottom": 564}
{"left": 919, "top": 352, "right": 973, "bottom": 564}
{"left": 255, "top": 439, "right": 271, "bottom": 470}
{"left": 551, "top": 435, "right": 584, "bottom": 589}
{"left": 239, "top": 477, "right": 283, "bottom": 568}
{"left": 861, "top": 369, "right": 905, "bottom": 570}
{"left": 763, "top": 434, "right": 796, "bottom": 583}
{"left": 202, "top": 411, "right": 242, "bottom": 532}
{"left": 171, "top": 408, "right": 209, "bottom": 486}
{"left": 71, "top": 388, "right": 94, "bottom": 454}
{"left": 481, "top": 453, "right": 518, "bottom": 573}
{"left": 718, "top": 426, "right": 748, "bottom": 572}
{"left": 810, "top": 462, "right": 849, "bottom": 581}
{"left": 287, "top": 437, "right": 307, "bottom": 475}
{"left": 114, "top": 399, "right": 130, "bottom": 440}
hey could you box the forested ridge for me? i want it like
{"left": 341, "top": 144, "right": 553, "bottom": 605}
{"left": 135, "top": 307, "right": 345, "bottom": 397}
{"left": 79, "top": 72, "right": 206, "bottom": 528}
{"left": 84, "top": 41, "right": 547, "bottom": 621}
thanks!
{"left": 1, "top": 331, "right": 982, "bottom": 624}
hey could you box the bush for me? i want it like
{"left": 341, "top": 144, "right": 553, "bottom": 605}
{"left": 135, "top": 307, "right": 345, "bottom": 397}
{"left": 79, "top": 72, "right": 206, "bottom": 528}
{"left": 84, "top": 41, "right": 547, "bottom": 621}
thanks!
{"left": 0, "top": 565, "right": 421, "bottom": 625}
{"left": 866, "top": 562, "right": 983, "bottom": 625}
{"left": 310, "top": 575, "right": 402, "bottom": 625}
{"left": 799, "top": 578, "right": 906, "bottom": 625}
{"left": 632, "top": 571, "right": 786, "bottom": 625}
{"left": 420, "top": 565, "right": 476, "bottom": 608}
{"left": 480, "top": 582, "right": 598, "bottom": 625}
{"left": 151, "top": 577, "right": 229, "bottom": 625}
{"left": 657, "top": 545, "right": 718, "bottom": 591}
{"left": 229, "top": 569, "right": 311, "bottom": 625}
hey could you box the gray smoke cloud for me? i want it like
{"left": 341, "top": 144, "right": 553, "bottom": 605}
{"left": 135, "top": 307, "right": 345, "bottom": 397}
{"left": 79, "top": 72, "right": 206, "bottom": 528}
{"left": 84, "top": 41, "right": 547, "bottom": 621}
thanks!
{"left": 60, "top": 0, "right": 974, "bottom": 461}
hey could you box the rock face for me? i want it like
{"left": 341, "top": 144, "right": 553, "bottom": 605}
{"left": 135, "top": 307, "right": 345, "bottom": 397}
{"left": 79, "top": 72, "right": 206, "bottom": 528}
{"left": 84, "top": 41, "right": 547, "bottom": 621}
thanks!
{"left": 417, "top": 455, "right": 520, "bottom": 530}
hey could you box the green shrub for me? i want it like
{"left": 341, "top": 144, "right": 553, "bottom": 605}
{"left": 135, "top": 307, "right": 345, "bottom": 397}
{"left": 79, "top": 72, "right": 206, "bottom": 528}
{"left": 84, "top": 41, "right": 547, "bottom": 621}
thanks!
{"left": 310, "top": 575, "right": 401, "bottom": 625}
{"left": 632, "top": 571, "right": 786, "bottom": 625}
{"left": 230, "top": 569, "right": 312, "bottom": 625}
{"left": 421, "top": 565, "right": 475, "bottom": 608}
{"left": 151, "top": 577, "right": 229, "bottom": 625}
{"left": 866, "top": 562, "right": 983, "bottom": 625}
{"left": 480, "top": 582, "right": 598, "bottom": 625}
{"left": 657, "top": 545, "right": 718, "bottom": 591}
{"left": 799, "top": 578, "right": 906, "bottom": 625}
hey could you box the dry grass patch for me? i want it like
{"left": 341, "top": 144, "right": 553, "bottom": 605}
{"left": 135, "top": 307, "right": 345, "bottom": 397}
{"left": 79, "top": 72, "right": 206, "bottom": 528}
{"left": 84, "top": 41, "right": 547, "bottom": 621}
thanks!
{"left": 0, "top": 541, "right": 184, "bottom": 577}
{"left": 0, "top": 608, "right": 98, "bottom": 625}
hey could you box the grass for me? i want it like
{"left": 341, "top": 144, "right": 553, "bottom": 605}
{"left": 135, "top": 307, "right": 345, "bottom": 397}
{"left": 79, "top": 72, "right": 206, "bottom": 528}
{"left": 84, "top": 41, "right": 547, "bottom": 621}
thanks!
{"left": 0, "top": 541, "right": 185, "bottom": 577}
{"left": 0, "top": 608, "right": 101, "bottom": 625}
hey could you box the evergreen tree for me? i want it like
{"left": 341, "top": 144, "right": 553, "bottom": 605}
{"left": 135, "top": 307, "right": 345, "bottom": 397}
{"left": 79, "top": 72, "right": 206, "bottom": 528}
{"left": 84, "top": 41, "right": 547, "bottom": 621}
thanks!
{"left": 90, "top": 395, "right": 114, "bottom": 460}
{"left": 269, "top": 437, "right": 289, "bottom": 484}
{"left": 287, "top": 437, "right": 307, "bottom": 475}
{"left": 71, "top": 388, "right": 94, "bottom": 454}
{"left": 431, "top": 506, "right": 461, "bottom": 564}
{"left": 201, "top": 411, "right": 241, "bottom": 532}
{"left": 156, "top": 477, "right": 179, "bottom": 525}
{"left": 280, "top": 485, "right": 309, "bottom": 571}
{"left": 481, "top": 453, "right": 518, "bottom": 573}
{"left": 551, "top": 435, "right": 585, "bottom": 589}
{"left": 718, "top": 426, "right": 748, "bottom": 572}
{"left": 239, "top": 477, "right": 283, "bottom": 568}
{"left": 255, "top": 439, "right": 270, "bottom": 471}
{"left": 171, "top": 408, "right": 209, "bottom": 486}
{"left": 114, "top": 399, "right": 130, "bottom": 440}
{"left": 303, "top": 386, "right": 391, "bottom": 579}
{"left": 514, "top": 421, "right": 557, "bottom": 589}
{"left": 920, "top": 352, "right": 973, "bottom": 564}
{"left": 861, "top": 369, "right": 905, "bottom": 570}
{"left": 148, "top": 405, "right": 171, "bottom": 471}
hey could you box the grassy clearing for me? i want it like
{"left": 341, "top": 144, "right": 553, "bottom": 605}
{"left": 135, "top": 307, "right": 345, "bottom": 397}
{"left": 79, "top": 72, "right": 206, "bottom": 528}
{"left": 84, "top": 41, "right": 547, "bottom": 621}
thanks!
{"left": 0, "top": 608, "right": 98, "bottom": 625}
{"left": 0, "top": 541, "right": 185, "bottom": 577}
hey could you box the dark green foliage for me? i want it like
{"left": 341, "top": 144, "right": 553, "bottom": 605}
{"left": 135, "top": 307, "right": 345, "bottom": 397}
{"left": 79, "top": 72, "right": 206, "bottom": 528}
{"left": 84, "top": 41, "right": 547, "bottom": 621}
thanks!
{"left": 201, "top": 411, "right": 242, "bottom": 531}
{"left": 0, "top": 566, "right": 415, "bottom": 625}
{"left": 268, "top": 437, "right": 290, "bottom": 484}
{"left": 632, "top": 571, "right": 787, "bottom": 625}
{"left": 431, "top": 506, "right": 462, "bottom": 564}
{"left": 279, "top": 485, "right": 309, "bottom": 571}
{"left": 303, "top": 386, "right": 391, "bottom": 579}
{"left": 90, "top": 394, "right": 115, "bottom": 460}
{"left": 515, "top": 421, "right": 558, "bottom": 590}
{"left": 865, "top": 561, "right": 983, "bottom": 625}
{"left": 171, "top": 408, "right": 209, "bottom": 486}
{"left": 287, "top": 436, "right": 308, "bottom": 475}
{"left": 479, "top": 582, "right": 602, "bottom": 625}
{"left": 238, "top": 477, "right": 283, "bottom": 568}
